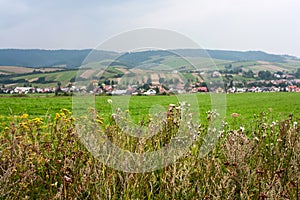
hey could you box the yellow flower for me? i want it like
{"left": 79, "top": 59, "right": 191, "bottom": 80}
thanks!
{"left": 19, "top": 122, "right": 29, "bottom": 129}
{"left": 54, "top": 113, "right": 61, "bottom": 120}
{"left": 96, "top": 115, "right": 104, "bottom": 124}
{"left": 61, "top": 108, "right": 72, "bottom": 115}
{"left": 19, "top": 114, "right": 29, "bottom": 119}
{"left": 96, "top": 119, "right": 104, "bottom": 124}
{"left": 33, "top": 117, "right": 43, "bottom": 125}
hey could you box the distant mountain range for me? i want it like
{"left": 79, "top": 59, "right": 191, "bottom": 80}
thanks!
{"left": 0, "top": 48, "right": 298, "bottom": 68}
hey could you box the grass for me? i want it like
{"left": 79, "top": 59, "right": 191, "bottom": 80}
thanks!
{"left": 0, "top": 97, "right": 299, "bottom": 199}
{"left": 0, "top": 93, "right": 299, "bottom": 123}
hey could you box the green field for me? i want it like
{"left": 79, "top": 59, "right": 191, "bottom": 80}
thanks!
{"left": 1, "top": 92, "right": 299, "bottom": 118}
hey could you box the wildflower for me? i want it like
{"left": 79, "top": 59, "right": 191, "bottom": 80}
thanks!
{"left": 19, "top": 122, "right": 29, "bottom": 129}
{"left": 277, "top": 138, "right": 283, "bottom": 142}
{"left": 61, "top": 108, "right": 71, "bottom": 115}
{"left": 261, "top": 123, "right": 267, "bottom": 130}
{"left": 222, "top": 121, "right": 228, "bottom": 127}
{"left": 180, "top": 102, "right": 186, "bottom": 106}
{"left": 33, "top": 117, "right": 43, "bottom": 125}
{"left": 231, "top": 113, "right": 240, "bottom": 118}
{"left": 51, "top": 182, "right": 58, "bottom": 187}
{"left": 218, "top": 130, "right": 224, "bottom": 138}
{"left": 54, "top": 113, "right": 61, "bottom": 120}
{"left": 240, "top": 126, "right": 245, "bottom": 132}
{"left": 193, "top": 134, "right": 199, "bottom": 140}
{"left": 64, "top": 175, "right": 72, "bottom": 183}
{"left": 19, "top": 113, "right": 29, "bottom": 119}
{"left": 107, "top": 99, "right": 112, "bottom": 104}
{"left": 95, "top": 119, "right": 104, "bottom": 124}
{"left": 270, "top": 121, "right": 276, "bottom": 128}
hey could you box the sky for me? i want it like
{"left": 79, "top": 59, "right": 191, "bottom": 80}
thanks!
{"left": 0, "top": 0, "right": 300, "bottom": 57}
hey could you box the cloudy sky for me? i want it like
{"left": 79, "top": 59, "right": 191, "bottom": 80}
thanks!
{"left": 1, "top": 0, "right": 300, "bottom": 57}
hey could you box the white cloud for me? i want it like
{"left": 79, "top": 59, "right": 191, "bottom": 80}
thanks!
{"left": 0, "top": 0, "right": 299, "bottom": 56}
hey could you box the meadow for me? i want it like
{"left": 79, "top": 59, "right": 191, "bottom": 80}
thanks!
{"left": 0, "top": 92, "right": 299, "bottom": 124}
{"left": 0, "top": 92, "right": 299, "bottom": 199}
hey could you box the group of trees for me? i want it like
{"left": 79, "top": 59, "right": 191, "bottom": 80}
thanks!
{"left": 295, "top": 68, "right": 300, "bottom": 78}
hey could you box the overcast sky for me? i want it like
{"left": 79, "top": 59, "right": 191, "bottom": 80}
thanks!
{"left": 1, "top": 0, "right": 300, "bottom": 57}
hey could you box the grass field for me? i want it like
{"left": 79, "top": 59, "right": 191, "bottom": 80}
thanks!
{"left": 0, "top": 92, "right": 299, "bottom": 199}
{"left": 0, "top": 92, "right": 299, "bottom": 122}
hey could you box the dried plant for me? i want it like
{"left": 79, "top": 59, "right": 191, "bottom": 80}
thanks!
{"left": 0, "top": 107, "right": 299, "bottom": 199}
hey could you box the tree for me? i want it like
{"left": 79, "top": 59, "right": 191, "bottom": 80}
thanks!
{"left": 258, "top": 70, "right": 272, "bottom": 80}
{"left": 174, "top": 78, "right": 180, "bottom": 85}
{"left": 55, "top": 82, "right": 62, "bottom": 95}
{"left": 154, "top": 86, "right": 160, "bottom": 94}
{"left": 159, "top": 77, "right": 165, "bottom": 84}
{"left": 146, "top": 78, "right": 152, "bottom": 84}
{"left": 295, "top": 68, "right": 300, "bottom": 78}
{"left": 200, "top": 82, "right": 208, "bottom": 87}
{"left": 184, "top": 82, "right": 190, "bottom": 91}
{"left": 225, "top": 64, "right": 232, "bottom": 69}
{"left": 242, "top": 70, "right": 254, "bottom": 78}
{"left": 142, "top": 83, "right": 150, "bottom": 91}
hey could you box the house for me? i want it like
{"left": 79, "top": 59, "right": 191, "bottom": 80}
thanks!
{"left": 14, "top": 87, "right": 33, "bottom": 94}
{"left": 286, "top": 85, "right": 299, "bottom": 92}
{"left": 144, "top": 89, "right": 156, "bottom": 95}
{"left": 197, "top": 87, "right": 208, "bottom": 92}
{"left": 111, "top": 90, "right": 127, "bottom": 95}
{"left": 236, "top": 88, "right": 246, "bottom": 93}
{"left": 212, "top": 71, "right": 221, "bottom": 78}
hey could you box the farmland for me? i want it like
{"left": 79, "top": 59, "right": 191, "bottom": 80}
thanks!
{"left": 0, "top": 92, "right": 299, "bottom": 126}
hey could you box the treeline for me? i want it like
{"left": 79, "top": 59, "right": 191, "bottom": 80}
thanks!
{"left": 0, "top": 49, "right": 118, "bottom": 68}
{"left": 0, "top": 48, "right": 294, "bottom": 69}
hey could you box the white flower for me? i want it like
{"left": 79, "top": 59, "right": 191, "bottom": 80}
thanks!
{"left": 270, "top": 121, "right": 276, "bottom": 128}
{"left": 240, "top": 126, "right": 245, "bottom": 132}
{"left": 277, "top": 138, "right": 283, "bottom": 142}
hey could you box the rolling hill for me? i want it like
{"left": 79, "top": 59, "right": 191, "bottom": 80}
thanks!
{"left": 0, "top": 48, "right": 299, "bottom": 88}
{"left": 0, "top": 48, "right": 298, "bottom": 69}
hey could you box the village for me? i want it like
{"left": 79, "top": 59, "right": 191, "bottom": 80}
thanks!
{"left": 1, "top": 70, "right": 300, "bottom": 95}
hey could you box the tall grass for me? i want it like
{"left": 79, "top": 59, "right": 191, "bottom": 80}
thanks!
{"left": 0, "top": 107, "right": 299, "bottom": 199}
